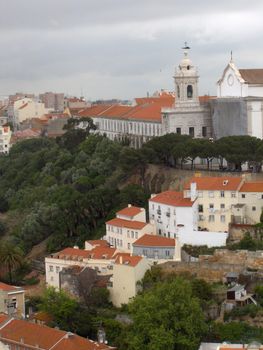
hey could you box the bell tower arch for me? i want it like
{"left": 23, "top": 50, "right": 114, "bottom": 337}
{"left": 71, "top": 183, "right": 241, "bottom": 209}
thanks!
{"left": 174, "top": 43, "right": 200, "bottom": 109}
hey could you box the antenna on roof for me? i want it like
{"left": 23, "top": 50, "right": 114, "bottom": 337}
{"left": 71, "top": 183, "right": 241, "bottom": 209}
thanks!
{"left": 230, "top": 50, "right": 233, "bottom": 62}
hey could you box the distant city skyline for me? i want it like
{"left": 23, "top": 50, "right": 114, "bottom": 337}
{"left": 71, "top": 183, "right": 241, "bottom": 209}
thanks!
{"left": 0, "top": 0, "right": 263, "bottom": 100}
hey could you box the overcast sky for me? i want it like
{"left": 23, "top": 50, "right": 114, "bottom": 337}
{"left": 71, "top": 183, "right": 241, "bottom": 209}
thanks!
{"left": 1, "top": 0, "right": 263, "bottom": 100}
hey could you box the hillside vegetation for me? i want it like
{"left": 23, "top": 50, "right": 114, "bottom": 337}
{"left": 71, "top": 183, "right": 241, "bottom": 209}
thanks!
{"left": 0, "top": 127, "right": 262, "bottom": 262}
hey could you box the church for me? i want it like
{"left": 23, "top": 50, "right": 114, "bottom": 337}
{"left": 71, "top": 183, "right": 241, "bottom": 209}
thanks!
{"left": 76, "top": 46, "right": 263, "bottom": 145}
{"left": 213, "top": 58, "right": 263, "bottom": 139}
{"left": 162, "top": 44, "right": 213, "bottom": 139}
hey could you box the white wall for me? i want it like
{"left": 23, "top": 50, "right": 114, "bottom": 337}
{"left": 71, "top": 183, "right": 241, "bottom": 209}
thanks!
{"left": 177, "top": 227, "right": 228, "bottom": 247}
{"left": 217, "top": 66, "right": 248, "bottom": 98}
{"left": 250, "top": 101, "right": 263, "bottom": 139}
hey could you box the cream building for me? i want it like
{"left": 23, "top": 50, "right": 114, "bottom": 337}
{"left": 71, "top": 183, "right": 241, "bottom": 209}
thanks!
{"left": 108, "top": 253, "right": 151, "bottom": 307}
{"left": 45, "top": 240, "right": 152, "bottom": 307}
{"left": 0, "top": 282, "right": 25, "bottom": 318}
{"left": 45, "top": 243, "right": 117, "bottom": 289}
{"left": 184, "top": 176, "right": 263, "bottom": 231}
{"left": 105, "top": 205, "right": 156, "bottom": 252}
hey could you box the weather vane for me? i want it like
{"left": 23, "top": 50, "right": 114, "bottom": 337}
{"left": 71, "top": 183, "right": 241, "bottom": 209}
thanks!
{"left": 182, "top": 42, "right": 190, "bottom": 49}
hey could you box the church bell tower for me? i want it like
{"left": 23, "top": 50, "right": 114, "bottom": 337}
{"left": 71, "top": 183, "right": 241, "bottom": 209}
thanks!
{"left": 174, "top": 43, "right": 200, "bottom": 110}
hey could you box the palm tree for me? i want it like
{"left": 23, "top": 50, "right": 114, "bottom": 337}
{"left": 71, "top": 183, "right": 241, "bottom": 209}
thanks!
{"left": 0, "top": 242, "right": 24, "bottom": 284}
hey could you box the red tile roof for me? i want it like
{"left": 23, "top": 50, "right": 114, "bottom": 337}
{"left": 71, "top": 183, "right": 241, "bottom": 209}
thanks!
{"left": 88, "top": 246, "right": 116, "bottom": 259}
{"left": 0, "top": 319, "right": 66, "bottom": 349}
{"left": 239, "top": 182, "right": 263, "bottom": 192}
{"left": 184, "top": 176, "right": 243, "bottom": 191}
{"left": 53, "top": 333, "right": 112, "bottom": 350}
{"left": 56, "top": 247, "right": 90, "bottom": 259}
{"left": 86, "top": 239, "right": 109, "bottom": 247}
{"left": 0, "top": 318, "right": 114, "bottom": 350}
{"left": 114, "top": 253, "right": 143, "bottom": 267}
{"left": 106, "top": 218, "right": 147, "bottom": 230}
{"left": 133, "top": 234, "right": 176, "bottom": 247}
{"left": 0, "top": 314, "right": 9, "bottom": 324}
{"left": 0, "top": 282, "right": 21, "bottom": 292}
{"left": 150, "top": 191, "right": 193, "bottom": 207}
{"left": 116, "top": 206, "right": 142, "bottom": 217}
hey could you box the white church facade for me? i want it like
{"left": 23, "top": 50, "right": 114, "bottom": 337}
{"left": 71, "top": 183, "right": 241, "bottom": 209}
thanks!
{"left": 213, "top": 58, "right": 263, "bottom": 139}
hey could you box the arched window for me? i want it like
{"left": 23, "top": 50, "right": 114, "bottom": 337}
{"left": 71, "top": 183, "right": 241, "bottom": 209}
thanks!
{"left": 187, "top": 85, "right": 193, "bottom": 98}
{"left": 177, "top": 85, "right": 180, "bottom": 98}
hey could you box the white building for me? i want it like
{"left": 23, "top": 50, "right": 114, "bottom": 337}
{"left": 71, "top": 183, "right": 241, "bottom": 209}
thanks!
{"left": 149, "top": 188, "right": 228, "bottom": 247}
{"left": 213, "top": 58, "right": 263, "bottom": 139}
{"left": 149, "top": 190, "right": 198, "bottom": 238}
{"left": 105, "top": 205, "right": 156, "bottom": 252}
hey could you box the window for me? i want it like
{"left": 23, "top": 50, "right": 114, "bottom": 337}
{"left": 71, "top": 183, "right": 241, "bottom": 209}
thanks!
{"left": 252, "top": 206, "right": 256, "bottom": 211}
{"left": 143, "top": 249, "right": 148, "bottom": 256}
{"left": 189, "top": 127, "right": 194, "bottom": 137}
{"left": 220, "top": 191, "right": 225, "bottom": 198}
{"left": 131, "top": 231, "right": 134, "bottom": 238}
{"left": 220, "top": 215, "right": 225, "bottom": 223}
{"left": 135, "top": 232, "right": 138, "bottom": 239}
{"left": 242, "top": 194, "right": 245, "bottom": 198}
{"left": 231, "top": 192, "right": 236, "bottom": 198}
{"left": 152, "top": 203, "right": 154, "bottom": 209}
{"left": 220, "top": 203, "right": 225, "bottom": 209}
{"left": 198, "top": 205, "right": 203, "bottom": 213}
{"left": 187, "top": 85, "right": 193, "bottom": 98}
{"left": 128, "top": 243, "right": 130, "bottom": 249}
{"left": 158, "top": 229, "right": 162, "bottom": 235}
{"left": 49, "top": 265, "right": 53, "bottom": 272}
{"left": 127, "top": 230, "right": 130, "bottom": 238}
{"left": 56, "top": 266, "right": 60, "bottom": 273}
{"left": 261, "top": 194, "right": 263, "bottom": 199}
{"left": 176, "top": 127, "right": 181, "bottom": 135}
{"left": 209, "top": 215, "right": 215, "bottom": 222}
{"left": 202, "top": 126, "right": 207, "bottom": 137}
{"left": 199, "top": 215, "right": 204, "bottom": 221}
{"left": 165, "top": 250, "right": 170, "bottom": 257}
{"left": 209, "top": 191, "right": 214, "bottom": 198}
{"left": 177, "top": 85, "right": 180, "bottom": 98}
{"left": 50, "top": 276, "right": 54, "bottom": 282}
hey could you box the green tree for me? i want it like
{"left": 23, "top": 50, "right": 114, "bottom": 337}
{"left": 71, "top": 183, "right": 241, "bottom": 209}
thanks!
{"left": 125, "top": 277, "right": 207, "bottom": 350}
{"left": 0, "top": 242, "right": 24, "bottom": 283}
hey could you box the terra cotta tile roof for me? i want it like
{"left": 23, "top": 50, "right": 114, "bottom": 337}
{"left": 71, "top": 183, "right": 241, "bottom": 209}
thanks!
{"left": 184, "top": 176, "right": 243, "bottom": 191}
{"left": 133, "top": 234, "right": 176, "bottom": 247}
{"left": 116, "top": 206, "right": 143, "bottom": 217}
{"left": 106, "top": 218, "right": 147, "bottom": 230}
{"left": 150, "top": 191, "right": 193, "bottom": 207}
{"left": 239, "top": 182, "right": 263, "bottom": 192}
{"left": 114, "top": 253, "right": 143, "bottom": 267}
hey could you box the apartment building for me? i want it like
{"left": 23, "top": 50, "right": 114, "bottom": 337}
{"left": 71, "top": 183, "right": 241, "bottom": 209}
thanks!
{"left": 39, "top": 92, "right": 64, "bottom": 112}
{"left": 149, "top": 190, "right": 198, "bottom": 238}
{"left": 0, "top": 126, "right": 12, "bottom": 153}
{"left": 184, "top": 176, "right": 263, "bottom": 231}
{"left": 45, "top": 239, "right": 152, "bottom": 307}
{"left": 105, "top": 205, "right": 155, "bottom": 252}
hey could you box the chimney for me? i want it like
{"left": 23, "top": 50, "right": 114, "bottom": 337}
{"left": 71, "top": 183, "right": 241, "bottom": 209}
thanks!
{"left": 190, "top": 182, "right": 197, "bottom": 202}
{"left": 128, "top": 204, "right": 132, "bottom": 208}
{"left": 73, "top": 245, "right": 79, "bottom": 249}
{"left": 119, "top": 256, "right": 123, "bottom": 265}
